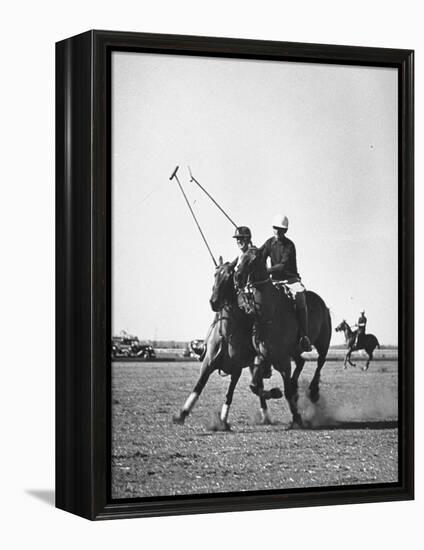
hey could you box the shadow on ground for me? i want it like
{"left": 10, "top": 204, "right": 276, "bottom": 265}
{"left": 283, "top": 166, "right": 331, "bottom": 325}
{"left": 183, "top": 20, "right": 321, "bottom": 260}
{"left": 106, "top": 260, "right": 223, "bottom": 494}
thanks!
{"left": 309, "top": 421, "right": 398, "bottom": 431}
{"left": 26, "top": 489, "right": 55, "bottom": 507}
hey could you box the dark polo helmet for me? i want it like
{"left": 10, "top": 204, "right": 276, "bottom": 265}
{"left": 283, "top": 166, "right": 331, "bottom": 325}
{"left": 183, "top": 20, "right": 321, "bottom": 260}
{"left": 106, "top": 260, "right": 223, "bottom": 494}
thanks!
{"left": 233, "top": 226, "right": 252, "bottom": 239}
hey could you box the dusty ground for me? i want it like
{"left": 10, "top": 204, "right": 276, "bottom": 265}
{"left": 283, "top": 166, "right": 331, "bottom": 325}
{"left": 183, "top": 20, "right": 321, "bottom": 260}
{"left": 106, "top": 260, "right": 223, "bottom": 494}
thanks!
{"left": 111, "top": 360, "right": 398, "bottom": 499}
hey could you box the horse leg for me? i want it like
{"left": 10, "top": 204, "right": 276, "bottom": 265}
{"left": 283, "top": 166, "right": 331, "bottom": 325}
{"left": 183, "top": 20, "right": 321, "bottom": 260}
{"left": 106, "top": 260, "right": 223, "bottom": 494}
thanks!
{"left": 249, "top": 362, "right": 283, "bottom": 400}
{"left": 347, "top": 349, "right": 356, "bottom": 367}
{"left": 291, "top": 356, "right": 305, "bottom": 399}
{"left": 363, "top": 350, "right": 373, "bottom": 371}
{"left": 309, "top": 354, "right": 326, "bottom": 403}
{"left": 310, "top": 322, "right": 330, "bottom": 402}
{"left": 248, "top": 365, "right": 273, "bottom": 424}
{"left": 258, "top": 378, "right": 273, "bottom": 424}
{"left": 275, "top": 356, "right": 303, "bottom": 429}
{"left": 173, "top": 359, "right": 215, "bottom": 424}
{"left": 218, "top": 368, "right": 242, "bottom": 430}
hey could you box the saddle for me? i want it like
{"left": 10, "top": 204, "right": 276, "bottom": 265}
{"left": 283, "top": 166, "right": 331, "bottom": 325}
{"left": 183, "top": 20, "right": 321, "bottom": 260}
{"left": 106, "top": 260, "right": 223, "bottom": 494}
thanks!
{"left": 271, "top": 280, "right": 295, "bottom": 301}
{"left": 237, "top": 280, "right": 295, "bottom": 316}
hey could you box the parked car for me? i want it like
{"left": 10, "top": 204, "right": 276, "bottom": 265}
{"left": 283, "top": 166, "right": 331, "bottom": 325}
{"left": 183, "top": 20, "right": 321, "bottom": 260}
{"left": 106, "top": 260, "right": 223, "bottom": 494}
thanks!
{"left": 132, "top": 344, "right": 156, "bottom": 359}
{"left": 111, "top": 335, "right": 156, "bottom": 359}
{"left": 189, "top": 339, "right": 205, "bottom": 359}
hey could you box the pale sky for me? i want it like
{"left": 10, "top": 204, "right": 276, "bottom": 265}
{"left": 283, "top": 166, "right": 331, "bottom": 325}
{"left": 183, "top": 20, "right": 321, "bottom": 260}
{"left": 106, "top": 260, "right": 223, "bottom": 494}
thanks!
{"left": 112, "top": 52, "right": 398, "bottom": 345}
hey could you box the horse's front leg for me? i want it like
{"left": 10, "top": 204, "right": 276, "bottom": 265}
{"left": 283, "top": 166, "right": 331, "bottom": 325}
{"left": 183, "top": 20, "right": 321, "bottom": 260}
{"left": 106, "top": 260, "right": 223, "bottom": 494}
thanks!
{"left": 249, "top": 344, "right": 283, "bottom": 401}
{"left": 348, "top": 350, "right": 356, "bottom": 367}
{"left": 247, "top": 365, "right": 273, "bottom": 424}
{"left": 173, "top": 358, "right": 215, "bottom": 425}
{"left": 249, "top": 361, "right": 283, "bottom": 400}
{"left": 343, "top": 351, "right": 349, "bottom": 369}
{"left": 217, "top": 368, "right": 242, "bottom": 430}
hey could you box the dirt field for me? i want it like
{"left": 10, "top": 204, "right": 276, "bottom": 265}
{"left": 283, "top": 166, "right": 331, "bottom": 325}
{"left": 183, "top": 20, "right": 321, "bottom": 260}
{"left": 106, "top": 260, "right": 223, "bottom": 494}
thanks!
{"left": 111, "top": 360, "right": 398, "bottom": 499}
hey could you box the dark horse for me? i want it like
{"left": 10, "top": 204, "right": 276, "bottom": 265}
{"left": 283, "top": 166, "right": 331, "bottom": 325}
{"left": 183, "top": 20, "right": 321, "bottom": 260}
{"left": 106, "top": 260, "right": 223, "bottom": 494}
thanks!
{"left": 234, "top": 247, "right": 332, "bottom": 428}
{"left": 335, "top": 320, "right": 380, "bottom": 371}
{"left": 173, "top": 257, "right": 282, "bottom": 429}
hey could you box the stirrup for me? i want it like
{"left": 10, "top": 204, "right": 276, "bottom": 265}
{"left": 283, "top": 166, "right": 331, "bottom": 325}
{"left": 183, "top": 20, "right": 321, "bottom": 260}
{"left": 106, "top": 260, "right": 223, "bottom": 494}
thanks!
{"left": 300, "top": 336, "right": 312, "bottom": 352}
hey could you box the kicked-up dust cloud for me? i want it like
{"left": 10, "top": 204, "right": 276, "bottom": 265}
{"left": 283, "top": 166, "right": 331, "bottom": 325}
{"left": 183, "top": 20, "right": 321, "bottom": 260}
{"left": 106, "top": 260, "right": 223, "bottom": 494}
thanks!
{"left": 296, "top": 378, "right": 398, "bottom": 428}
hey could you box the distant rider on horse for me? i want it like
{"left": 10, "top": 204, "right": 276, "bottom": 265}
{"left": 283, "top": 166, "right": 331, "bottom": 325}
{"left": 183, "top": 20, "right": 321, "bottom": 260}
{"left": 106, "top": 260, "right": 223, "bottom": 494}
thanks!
{"left": 354, "top": 310, "right": 367, "bottom": 348}
{"left": 259, "top": 214, "right": 312, "bottom": 353}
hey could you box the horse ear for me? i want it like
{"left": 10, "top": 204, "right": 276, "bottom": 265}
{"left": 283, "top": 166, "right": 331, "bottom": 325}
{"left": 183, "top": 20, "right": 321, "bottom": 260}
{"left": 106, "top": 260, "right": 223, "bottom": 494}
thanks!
{"left": 219, "top": 255, "right": 223, "bottom": 266}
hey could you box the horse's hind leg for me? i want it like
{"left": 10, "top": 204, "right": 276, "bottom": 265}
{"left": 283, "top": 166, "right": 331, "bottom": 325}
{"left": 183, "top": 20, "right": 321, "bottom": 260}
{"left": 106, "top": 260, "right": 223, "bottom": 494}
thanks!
{"left": 218, "top": 368, "right": 242, "bottom": 430}
{"left": 291, "top": 356, "right": 305, "bottom": 395}
{"left": 275, "top": 356, "right": 303, "bottom": 428}
{"left": 363, "top": 351, "right": 373, "bottom": 371}
{"left": 309, "top": 355, "right": 326, "bottom": 403}
{"left": 173, "top": 360, "right": 214, "bottom": 425}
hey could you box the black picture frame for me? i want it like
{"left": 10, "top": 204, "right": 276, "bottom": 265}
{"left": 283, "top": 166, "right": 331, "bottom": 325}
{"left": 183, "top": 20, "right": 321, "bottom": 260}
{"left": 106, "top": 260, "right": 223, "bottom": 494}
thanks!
{"left": 56, "top": 30, "right": 414, "bottom": 520}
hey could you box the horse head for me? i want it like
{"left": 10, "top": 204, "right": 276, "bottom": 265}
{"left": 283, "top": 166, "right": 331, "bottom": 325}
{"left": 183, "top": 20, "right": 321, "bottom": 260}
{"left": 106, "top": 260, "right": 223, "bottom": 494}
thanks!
{"left": 233, "top": 247, "right": 268, "bottom": 289}
{"left": 335, "top": 320, "right": 347, "bottom": 332}
{"left": 209, "top": 256, "right": 238, "bottom": 312}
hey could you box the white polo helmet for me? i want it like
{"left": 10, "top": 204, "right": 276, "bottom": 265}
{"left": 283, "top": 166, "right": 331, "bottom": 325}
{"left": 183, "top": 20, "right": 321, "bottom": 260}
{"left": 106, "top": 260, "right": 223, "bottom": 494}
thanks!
{"left": 272, "top": 214, "right": 289, "bottom": 229}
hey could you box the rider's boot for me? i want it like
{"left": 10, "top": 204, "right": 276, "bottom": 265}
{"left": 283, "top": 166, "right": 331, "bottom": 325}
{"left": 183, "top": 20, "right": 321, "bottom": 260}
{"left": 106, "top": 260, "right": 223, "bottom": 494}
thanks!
{"left": 295, "top": 291, "right": 312, "bottom": 352}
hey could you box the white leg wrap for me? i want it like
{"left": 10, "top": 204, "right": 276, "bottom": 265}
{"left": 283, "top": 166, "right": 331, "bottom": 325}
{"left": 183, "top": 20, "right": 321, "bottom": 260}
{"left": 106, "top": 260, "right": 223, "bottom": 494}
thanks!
{"left": 183, "top": 392, "right": 198, "bottom": 413}
{"left": 220, "top": 403, "right": 230, "bottom": 423}
{"left": 261, "top": 408, "right": 271, "bottom": 423}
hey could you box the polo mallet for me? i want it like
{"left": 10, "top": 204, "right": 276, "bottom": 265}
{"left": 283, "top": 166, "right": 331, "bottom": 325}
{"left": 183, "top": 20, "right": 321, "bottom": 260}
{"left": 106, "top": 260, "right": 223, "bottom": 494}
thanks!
{"left": 188, "top": 166, "right": 238, "bottom": 229}
{"left": 169, "top": 166, "right": 218, "bottom": 267}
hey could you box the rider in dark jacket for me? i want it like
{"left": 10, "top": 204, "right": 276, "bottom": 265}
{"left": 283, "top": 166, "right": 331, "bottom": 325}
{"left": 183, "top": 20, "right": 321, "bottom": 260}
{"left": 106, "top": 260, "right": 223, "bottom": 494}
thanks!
{"left": 355, "top": 310, "right": 367, "bottom": 348}
{"left": 259, "top": 214, "right": 312, "bottom": 353}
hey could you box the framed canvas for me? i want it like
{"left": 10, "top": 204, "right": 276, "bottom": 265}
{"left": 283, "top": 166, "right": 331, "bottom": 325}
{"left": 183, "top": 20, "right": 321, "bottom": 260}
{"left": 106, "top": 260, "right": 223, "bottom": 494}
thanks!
{"left": 56, "top": 30, "right": 414, "bottom": 520}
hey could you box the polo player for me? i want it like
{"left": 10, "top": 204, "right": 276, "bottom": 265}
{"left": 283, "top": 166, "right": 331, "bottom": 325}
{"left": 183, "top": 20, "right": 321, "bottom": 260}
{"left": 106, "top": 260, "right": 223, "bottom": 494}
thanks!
{"left": 233, "top": 225, "right": 253, "bottom": 260}
{"left": 232, "top": 225, "right": 275, "bottom": 380}
{"left": 355, "top": 310, "right": 367, "bottom": 348}
{"left": 259, "top": 214, "right": 312, "bottom": 353}
{"left": 198, "top": 227, "right": 254, "bottom": 363}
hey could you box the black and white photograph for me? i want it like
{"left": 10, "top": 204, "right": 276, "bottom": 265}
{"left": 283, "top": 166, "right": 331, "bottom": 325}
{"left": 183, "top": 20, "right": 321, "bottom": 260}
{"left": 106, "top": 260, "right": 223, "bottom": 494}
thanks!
{"left": 111, "top": 51, "right": 400, "bottom": 499}
{"left": 3, "top": 0, "right": 422, "bottom": 544}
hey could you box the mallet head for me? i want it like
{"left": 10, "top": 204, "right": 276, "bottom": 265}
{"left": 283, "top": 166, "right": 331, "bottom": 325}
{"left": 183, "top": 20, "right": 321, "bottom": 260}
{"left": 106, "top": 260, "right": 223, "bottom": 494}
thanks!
{"left": 169, "top": 166, "right": 179, "bottom": 180}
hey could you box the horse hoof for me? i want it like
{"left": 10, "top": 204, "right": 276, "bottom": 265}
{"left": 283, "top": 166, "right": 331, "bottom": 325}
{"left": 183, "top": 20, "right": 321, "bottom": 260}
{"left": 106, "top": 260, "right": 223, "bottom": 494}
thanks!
{"left": 172, "top": 413, "right": 186, "bottom": 425}
{"left": 261, "top": 414, "right": 273, "bottom": 425}
{"left": 211, "top": 419, "right": 231, "bottom": 432}
{"left": 309, "top": 391, "right": 319, "bottom": 404}
{"left": 269, "top": 387, "right": 283, "bottom": 399}
{"left": 288, "top": 417, "right": 303, "bottom": 430}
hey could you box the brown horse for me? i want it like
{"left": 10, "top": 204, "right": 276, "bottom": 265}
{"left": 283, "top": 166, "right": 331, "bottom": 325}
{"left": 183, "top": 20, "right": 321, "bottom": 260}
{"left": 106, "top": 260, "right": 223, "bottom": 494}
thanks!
{"left": 173, "top": 257, "right": 282, "bottom": 429}
{"left": 234, "top": 247, "right": 332, "bottom": 428}
{"left": 335, "top": 320, "right": 380, "bottom": 370}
